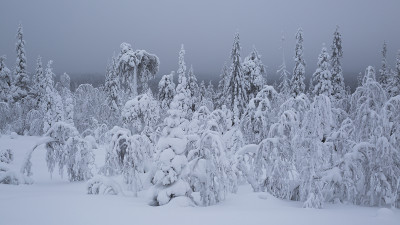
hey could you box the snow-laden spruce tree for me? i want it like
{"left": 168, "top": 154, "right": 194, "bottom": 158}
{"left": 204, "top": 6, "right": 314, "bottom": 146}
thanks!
{"left": 105, "top": 56, "right": 121, "bottom": 112}
{"left": 216, "top": 63, "right": 229, "bottom": 108}
{"left": 0, "top": 56, "right": 12, "bottom": 102}
{"left": 330, "top": 26, "right": 345, "bottom": 101}
{"left": 242, "top": 47, "right": 266, "bottom": 100}
{"left": 254, "top": 109, "right": 299, "bottom": 199}
{"left": 310, "top": 45, "right": 333, "bottom": 97}
{"left": 379, "top": 41, "right": 391, "bottom": 93}
{"left": 226, "top": 32, "right": 247, "bottom": 121}
{"left": 291, "top": 28, "right": 306, "bottom": 97}
{"left": 175, "top": 45, "right": 191, "bottom": 117}
{"left": 186, "top": 65, "right": 200, "bottom": 113}
{"left": 277, "top": 36, "right": 291, "bottom": 100}
{"left": 188, "top": 120, "right": 231, "bottom": 206}
{"left": 42, "top": 61, "right": 64, "bottom": 133}
{"left": 117, "top": 42, "right": 159, "bottom": 97}
{"left": 45, "top": 122, "right": 94, "bottom": 181}
{"left": 386, "top": 50, "right": 400, "bottom": 96}
{"left": 158, "top": 71, "right": 176, "bottom": 111}
{"left": 122, "top": 92, "right": 160, "bottom": 134}
{"left": 31, "top": 56, "right": 44, "bottom": 107}
{"left": 12, "top": 24, "right": 30, "bottom": 102}
{"left": 151, "top": 92, "right": 191, "bottom": 206}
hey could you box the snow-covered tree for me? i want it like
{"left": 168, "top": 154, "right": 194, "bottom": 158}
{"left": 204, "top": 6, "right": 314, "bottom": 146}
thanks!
{"left": 105, "top": 56, "right": 121, "bottom": 112}
{"left": 122, "top": 92, "right": 160, "bottom": 134}
{"left": 277, "top": 36, "right": 291, "bottom": 100}
{"left": 175, "top": 45, "right": 191, "bottom": 117}
{"left": 291, "top": 28, "right": 306, "bottom": 97}
{"left": 310, "top": 45, "right": 333, "bottom": 97}
{"left": 295, "top": 95, "right": 333, "bottom": 208}
{"left": 117, "top": 42, "right": 159, "bottom": 97}
{"left": 151, "top": 94, "right": 191, "bottom": 205}
{"left": 158, "top": 71, "right": 176, "bottom": 111}
{"left": 241, "top": 85, "right": 279, "bottom": 144}
{"left": 12, "top": 24, "right": 30, "bottom": 102}
{"left": 103, "top": 126, "right": 153, "bottom": 195}
{"left": 387, "top": 50, "right": 400, "bottom": 96}
{"left": 42, "top": 61, "right": 64, "bottom": 133}
{"left": 330, "top": 26, "right": 345, "bottom": 100}
{"left": 188, "top": 121, "right": 231, "bottom": 206}
{"left": 242, "top": 47, "right": 266, "bottom": 100}
{"left": 379, "top": 41, "right": 391, "bottom": 92}
{"left": 0, "top": 56, "right": 12, "bottom": 102}
{"left": 216, "top": 63, "right": 229, "bottom": 108}
{"left": 226, "top": 32, "right": 247, "bottom": 121}
{"left": 186, "top": 65, "right": 199, "bottom": 112}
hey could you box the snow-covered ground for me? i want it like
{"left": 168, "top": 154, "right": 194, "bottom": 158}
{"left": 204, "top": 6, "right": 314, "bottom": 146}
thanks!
{"left": 1, "top": 135, "right": 399, "bottom": 225}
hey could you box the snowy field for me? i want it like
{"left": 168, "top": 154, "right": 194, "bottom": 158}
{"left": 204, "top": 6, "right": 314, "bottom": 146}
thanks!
{"left": 0, "top": 134, "right": 399, "bottom": 225}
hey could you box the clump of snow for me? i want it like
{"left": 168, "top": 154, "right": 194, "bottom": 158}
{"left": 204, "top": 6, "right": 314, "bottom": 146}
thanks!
{"left": 10, "top": 132, "right": 18, "bottom": 139}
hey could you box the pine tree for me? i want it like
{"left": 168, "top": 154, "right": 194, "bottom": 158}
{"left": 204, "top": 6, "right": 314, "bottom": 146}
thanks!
{"left": 12, "top": 24, "right": 30, "bottom": 102}
{"left": 311, "top": 45, "right": 333, "bottom": 97}
{"left": 291, "top": 28, "right": 306, "bottom": 97}
{"left": 277, "top": 36, "right": 291, "bottom": 99}
{"left": 226, "top": 32, "right": 247, "bottom": 121}
{"left": 32, "top": 56, "right": 43, "bottom": 101}
{"left": 330, "top": 26, "right": 345, "bottom": 100}
{"left": 379, "top": 41, "right": 391, "bottom": 92}
{"left": 242, "top": 47, "right": 266, "bottom": 100}
{"left": 0, "top": 56, "right": 12, "bottom": 102}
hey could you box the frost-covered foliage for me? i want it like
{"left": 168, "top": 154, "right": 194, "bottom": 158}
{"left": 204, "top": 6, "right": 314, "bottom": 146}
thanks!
{"left": 0, "top": 56, "right": 12, "bottom": 102}
{"left": 158, "top": 72, "right": 176, "bottom": 111}
{"left": 122, "top": 92, "right": 159, "bottom": 134}
{"left": 117, "top": 42, "right": 159, "bottom": 97}
{"left": 311, "top": 46, "right": 333, "bottom": 98}
{"left": 45, "top": 122, "right": 94, "bottom": 181}
{"left": 242, "top": 47, "right": 266, "bottom": 100}
{"left": 1, "top": 24, "right": 399, "bottom": 209}
{"left": 291, "top": 28, "right": 306, "bottom": 97}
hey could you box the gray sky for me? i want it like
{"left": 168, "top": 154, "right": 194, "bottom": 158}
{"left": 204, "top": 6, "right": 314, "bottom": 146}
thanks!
{"left": 1, "top": 0, "right": 400, "bottom": 84}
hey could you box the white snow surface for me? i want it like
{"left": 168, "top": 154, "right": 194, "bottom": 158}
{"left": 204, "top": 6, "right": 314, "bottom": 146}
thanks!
{"left": 0, "top": 135, "right": 399, "bottom": 225}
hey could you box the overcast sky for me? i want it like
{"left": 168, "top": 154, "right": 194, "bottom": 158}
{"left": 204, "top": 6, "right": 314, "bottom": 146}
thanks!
{"left": 1, "top": 0, "right": 400, "bottom": 84}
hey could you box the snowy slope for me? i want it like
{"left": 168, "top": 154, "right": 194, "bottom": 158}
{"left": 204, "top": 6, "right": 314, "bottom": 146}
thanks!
{"left": 0, "top": 135, "right": 399, "bottom": 225}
